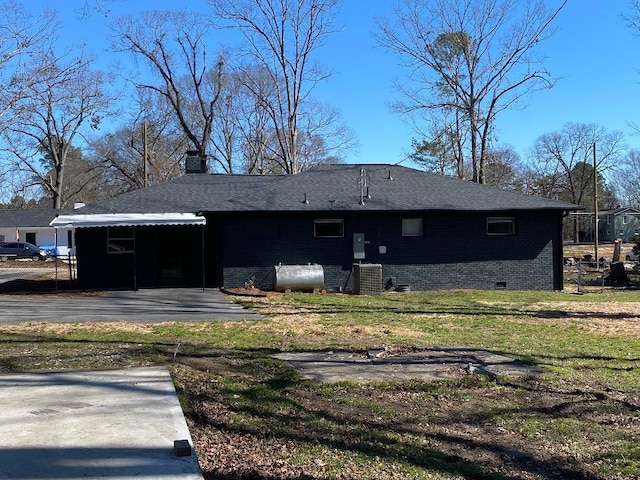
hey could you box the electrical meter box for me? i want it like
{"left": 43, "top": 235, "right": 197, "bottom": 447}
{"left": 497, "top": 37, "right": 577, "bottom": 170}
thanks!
{"left": 353, "top": 233, "right": 365, "bottom": 260}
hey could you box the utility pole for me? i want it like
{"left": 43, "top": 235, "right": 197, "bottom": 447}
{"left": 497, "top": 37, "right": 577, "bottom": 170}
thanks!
{"left": 143, "top": 122, "right": 148, "bottom": 188}
{"left": 593, "top": 142, "right": 599, "bottom": 267}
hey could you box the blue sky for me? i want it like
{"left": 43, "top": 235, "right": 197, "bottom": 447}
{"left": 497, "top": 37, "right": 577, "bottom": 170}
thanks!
{"left": 316, "top": 0, "right": 640, "bottom": 165}
{"left": 27, "top": 0, "right": 640, "bottom": 166}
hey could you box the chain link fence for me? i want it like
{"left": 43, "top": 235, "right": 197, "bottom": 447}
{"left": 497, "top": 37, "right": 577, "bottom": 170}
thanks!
{"left": 0, "top": 253, "right": 77, "bottom": 293}
{"left": 563, "top": 242, "right": 640, "bottom": 292}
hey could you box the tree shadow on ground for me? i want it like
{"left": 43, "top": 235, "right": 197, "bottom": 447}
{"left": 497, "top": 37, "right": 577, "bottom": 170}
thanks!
{"left": 172, "top": 346, "right": 638, "bottom": 480}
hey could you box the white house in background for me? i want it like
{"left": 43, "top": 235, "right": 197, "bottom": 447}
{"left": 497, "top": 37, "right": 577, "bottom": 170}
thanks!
{"left": 0, "top": 208, "right": 75, "bottom": 257}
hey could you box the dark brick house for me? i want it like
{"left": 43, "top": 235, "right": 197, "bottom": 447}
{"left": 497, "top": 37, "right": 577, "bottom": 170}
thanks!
{"left": 51, "top": 164, "right": 578, "bottom": 291}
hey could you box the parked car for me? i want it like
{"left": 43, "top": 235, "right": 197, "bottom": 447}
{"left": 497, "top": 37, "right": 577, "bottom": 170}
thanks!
{"left": 0, "top": 242, "right": 50, "bottom": 261}
{"left": 625, "top": 249, "right": 640, "bottom": 262}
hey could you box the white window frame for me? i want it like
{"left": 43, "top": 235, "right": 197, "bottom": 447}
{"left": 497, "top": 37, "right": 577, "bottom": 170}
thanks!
{"left": 402, "top": 217, "right": 423, "bottom": 237}
{"left": 623, "top": 215, "right": 628, "bottom": 225}
{"left": 487, "top": 217, "right": 515, "bottom": 236}
{"left": 107, "top": 227, "right": 135, "bottom": 254}
{"left": 314, "top": 219, "right": 344, "bottom": 238}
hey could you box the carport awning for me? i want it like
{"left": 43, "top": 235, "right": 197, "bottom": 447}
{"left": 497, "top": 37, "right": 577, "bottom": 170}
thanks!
{"left": 49, "top": 213, "right": 207, "bottom": 228}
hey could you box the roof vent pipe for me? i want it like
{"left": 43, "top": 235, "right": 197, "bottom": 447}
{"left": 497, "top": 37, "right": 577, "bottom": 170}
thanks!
{"left": 387, "top": 169, "right": 393, "bottom": 180}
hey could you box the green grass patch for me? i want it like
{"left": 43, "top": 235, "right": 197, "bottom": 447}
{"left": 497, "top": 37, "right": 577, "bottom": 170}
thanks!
{"left": 1, "top": 289, "right": 639, "bottom": 479}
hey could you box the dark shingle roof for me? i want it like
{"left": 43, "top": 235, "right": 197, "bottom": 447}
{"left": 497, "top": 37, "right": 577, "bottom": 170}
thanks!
{"left": 0, "top": 208, "right": 72, "bottom": 228}
{"left": 599, "top": 207, "right": 640, "bottom": 215}
{"left": 77, "top": 164, "right": 579, "bottom": 215}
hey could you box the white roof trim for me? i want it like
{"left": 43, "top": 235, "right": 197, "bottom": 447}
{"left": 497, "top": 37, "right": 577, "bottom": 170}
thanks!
{"left": 50, "top": 213, "right": 206, "bottom": 228}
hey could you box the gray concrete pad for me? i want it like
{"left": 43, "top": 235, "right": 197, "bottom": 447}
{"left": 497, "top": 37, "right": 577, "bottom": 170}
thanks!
{"left": 0, "top": 288, "right": 262, "bottom": 324}
{"left": 274, "top": 347, "right": 541, "bottom": 383}
{"left": 0, "top": 366, "right": 203, "bottom": 480}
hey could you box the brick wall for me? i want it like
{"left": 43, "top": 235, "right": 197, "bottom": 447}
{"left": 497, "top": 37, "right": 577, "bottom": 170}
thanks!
{"left": 221, "top": 211, "right": 563, "bottom": 291}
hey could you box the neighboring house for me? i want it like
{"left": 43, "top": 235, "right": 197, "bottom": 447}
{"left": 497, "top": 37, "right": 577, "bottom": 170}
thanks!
{"left": 598, "top": 207, "right": 640, "bottom": 242}
{"left": 51, "top": 164, "right": 579, "bottom": 292}
{"left": 0, "top": 208, "right": 75, "bottom": 256}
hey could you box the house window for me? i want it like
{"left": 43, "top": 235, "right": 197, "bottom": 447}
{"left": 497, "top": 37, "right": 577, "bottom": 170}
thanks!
{"left": 25, "top": 232, "right": 36, "bottom": 245}
{"left": 623, "top": 215, "right": 628, "bottom": 225}
{"left": 607, "top": 215, "right": 611, "bottom": 225}
{"left": 487, "top": 217, "right": 515, "bottom": 235}
{"left": 402, "top": 217, "right": 423, "bottom": 236}
{"left": 314, "top": 219, "right": 344, "bottom": 238}
{"left": 107, "top": 227, "right": 134, "bottom": 253}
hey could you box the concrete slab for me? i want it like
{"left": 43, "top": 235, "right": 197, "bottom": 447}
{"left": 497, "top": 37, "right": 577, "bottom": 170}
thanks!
{"left": 0, "top": 288, "right": 262, "bottom": 324}
{"left": 274, "top": 347, "right": 541, "bottom": 383}
{"left": 0, "top": 366, "right": 203, "bottom": 480}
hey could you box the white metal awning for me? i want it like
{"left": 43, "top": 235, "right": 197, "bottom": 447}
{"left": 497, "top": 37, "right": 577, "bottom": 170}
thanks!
{"left": 50, "top": 213, "right": 207, "bottom": 228}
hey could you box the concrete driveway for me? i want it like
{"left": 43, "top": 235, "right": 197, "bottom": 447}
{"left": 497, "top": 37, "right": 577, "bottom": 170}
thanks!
{"left": 0, "top": 289, "right": 262, "bottom": 479}
{"left": 0, "top": 288, "right": 262, "bottom": 324}
{"left": 0, "top": 366, "right": 203, "bottom": 479}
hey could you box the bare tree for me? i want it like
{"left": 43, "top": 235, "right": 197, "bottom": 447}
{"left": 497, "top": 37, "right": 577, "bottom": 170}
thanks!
{"left": 613, "top": 149, "right": 640, "bottom": 208}
{"left": 0, "top": 169, "right": 41, "bottom": 208}
{"left": 230, "top": 58, "right": 353, "bottom": 175}
{"left": 0, "top": 1, "right": 58, "bottom": 133}
{"left": 376, "top": 0, "right": 567, "bottom": 183}
{"left": 529, "top": 123, "right": 625, "bottom": 241}
{"left": 88, "top": 91, "right": 190, "bottom": 195}
{"left": 296, "top": 99, "right": 353, "bottom": 169}
{"left": 483, "top": 145, "right": 523, "bottom": 190}
{"left": 624, "top": 0, "right": 640, "bottom": 34}
{"left": 0, "top": 2, "right": 61, "bottom": 201}
{"left": 623, "top": 1, "right": 640, "bottom": 138}
{"left": 213, "top": 0, "right": 341, "bottom": 174}
{"left": 234, "top": 64, "right": 276, "bottom": 174}
{"left": 1, "top": 52, "right": 112, "bottom": 208}
{"left": 39, "top": 144, "right": 106, "bottom": 207}
{"left": 529, "top": 123, "right": 625, "bottom": 205}
{"left": 111, "top": 10, "right": 226, "bottom": 173}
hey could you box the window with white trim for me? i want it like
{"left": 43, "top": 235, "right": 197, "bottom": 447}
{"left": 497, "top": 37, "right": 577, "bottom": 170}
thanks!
{"left": 402, "top": 217, "right": 423, "bottom": 236}
{"left": 107, "top": 227, "right": 134, "bottom": 253}
{"left": 623, "top": 215, "right": 628, "bottom": 225}
{"left": 314, "top": 219, "right": 344, "bottom": 238}
{"left": 487, "top": 217, "right": 515, "bottom": 235}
